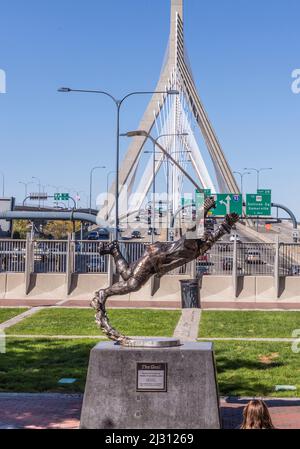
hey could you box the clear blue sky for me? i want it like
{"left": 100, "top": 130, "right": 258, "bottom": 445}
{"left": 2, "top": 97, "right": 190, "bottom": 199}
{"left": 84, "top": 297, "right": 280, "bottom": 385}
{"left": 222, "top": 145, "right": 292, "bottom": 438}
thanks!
{"left": 0, "top": 0, "right": 299, "bottom": 218}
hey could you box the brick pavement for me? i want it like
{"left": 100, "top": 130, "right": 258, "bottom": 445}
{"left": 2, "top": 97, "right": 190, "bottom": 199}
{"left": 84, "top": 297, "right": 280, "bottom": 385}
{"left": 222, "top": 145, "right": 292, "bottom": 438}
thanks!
{"left": 0, "top": 394, "right": 300, "bottom": 429}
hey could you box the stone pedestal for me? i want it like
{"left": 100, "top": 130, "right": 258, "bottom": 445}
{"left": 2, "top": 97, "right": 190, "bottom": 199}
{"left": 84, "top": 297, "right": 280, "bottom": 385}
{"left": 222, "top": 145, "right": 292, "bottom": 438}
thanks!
{"left": 80, "top": 341, "right": 220, "bottom": 429}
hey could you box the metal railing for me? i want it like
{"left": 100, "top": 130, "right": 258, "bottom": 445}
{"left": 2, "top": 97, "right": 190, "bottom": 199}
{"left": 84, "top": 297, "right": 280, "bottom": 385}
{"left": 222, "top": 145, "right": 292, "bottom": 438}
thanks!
{"left": 75, "top": 241, "right": 108, "bottom": 274}
{"left": 0, "top": 240, "right": 26, "bottom": 273}
{"left": 279, "top": 243, "right": 300, "bottom": 276}
{"left": 0, "top": 238, "right": 299, "bottom": 277}
{"left": 33, "top": 240, "right": 68, "bottom": 273}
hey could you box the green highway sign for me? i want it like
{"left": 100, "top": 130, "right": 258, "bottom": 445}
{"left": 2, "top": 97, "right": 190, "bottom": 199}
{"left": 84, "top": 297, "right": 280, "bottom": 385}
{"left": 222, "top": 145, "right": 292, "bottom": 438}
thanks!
{"left": 54, "top": 193, "right": 69, "bottom": 201}
{"left": 195, "top": 191, "right": 204, "bottom": 209}
{"left": 210, "top": 194, "right": 243, "bottom": 216}
{"left": 246, "top": 193, "right": 271, "bottom": 216}
{"left": 257, "top": 189, "right": 272, "bottom": 196}
{"left": 204, "top": 189, "right": 211, "bottom": 197}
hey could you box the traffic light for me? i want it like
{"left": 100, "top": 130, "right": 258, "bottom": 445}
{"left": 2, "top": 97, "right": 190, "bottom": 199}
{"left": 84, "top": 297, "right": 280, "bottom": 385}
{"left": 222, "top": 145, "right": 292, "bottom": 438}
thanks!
{"left": 148, "top": 206, "right": 151, "bottom": 225}
{"left": 159, "top": 201, "right": 163, "bottom": 218}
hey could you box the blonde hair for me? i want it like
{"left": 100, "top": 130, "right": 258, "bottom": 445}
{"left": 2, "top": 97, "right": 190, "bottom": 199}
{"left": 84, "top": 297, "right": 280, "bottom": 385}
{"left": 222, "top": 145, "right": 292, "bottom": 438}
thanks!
{"left": 241, "top": 400, "right": 275, "bottom": 429}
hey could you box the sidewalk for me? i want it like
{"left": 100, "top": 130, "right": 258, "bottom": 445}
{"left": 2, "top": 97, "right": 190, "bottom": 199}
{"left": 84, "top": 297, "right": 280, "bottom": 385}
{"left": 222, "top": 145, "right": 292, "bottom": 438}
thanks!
{"left": 0, "top": 394, "right": 300, "bottom": 429}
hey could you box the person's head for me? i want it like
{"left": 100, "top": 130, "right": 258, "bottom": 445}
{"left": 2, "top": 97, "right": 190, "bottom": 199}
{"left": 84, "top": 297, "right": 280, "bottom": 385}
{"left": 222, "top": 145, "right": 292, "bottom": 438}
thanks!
{"left": 241, "top": 400, "right": 275, "bottom": 429}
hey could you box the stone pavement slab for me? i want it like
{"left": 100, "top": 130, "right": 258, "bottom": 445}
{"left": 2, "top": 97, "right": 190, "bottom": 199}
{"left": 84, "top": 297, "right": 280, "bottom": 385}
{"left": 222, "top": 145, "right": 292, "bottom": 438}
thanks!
{"left": 1, "top": 394, "right": 300, "bottom": 429}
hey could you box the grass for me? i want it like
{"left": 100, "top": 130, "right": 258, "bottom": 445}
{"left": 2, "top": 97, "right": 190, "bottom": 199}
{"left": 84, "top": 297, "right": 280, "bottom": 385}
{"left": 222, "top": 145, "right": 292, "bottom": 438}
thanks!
{"left": 0, "top": 338, "right": 95, "bottom": 393}
{"left": 199, "top": 311, "right": 300, "bottom": 339}
{"left": 214, "top": 341, "right": 300, "bottom": 398}
{"left": 0, "top": 308, "right": 27, "bottom": 325}
{"left": 5, "top": 308, "right": 181, "bottom": 337}
{"left": 2, "top": 338, "right": 300, "bottom": 397}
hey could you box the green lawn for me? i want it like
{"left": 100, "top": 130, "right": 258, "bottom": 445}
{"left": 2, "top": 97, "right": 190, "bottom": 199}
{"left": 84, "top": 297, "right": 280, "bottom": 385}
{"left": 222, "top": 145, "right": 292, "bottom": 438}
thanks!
{"left": 199, "top": 311, "right": 300, "bottom": 338}
{"left": 0, "top": 308, "right": 27, "bottom": 325}
{"left": 2, "top": 338, "right": 300, "bottom": 397}
{"left": 5, "top": 308, "right": 181, "bottom": 337}
{"left": 0, "top": 338, "right": 95, "bottom": 393}
{"left": 214, "top": 341, "right": 300, "bottom": 398}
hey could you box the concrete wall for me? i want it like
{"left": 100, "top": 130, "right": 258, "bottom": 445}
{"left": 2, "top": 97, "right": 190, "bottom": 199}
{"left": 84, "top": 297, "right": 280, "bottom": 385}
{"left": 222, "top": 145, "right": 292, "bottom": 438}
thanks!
{"left": 0, "top": 272, "right": 300, "bottom": 304}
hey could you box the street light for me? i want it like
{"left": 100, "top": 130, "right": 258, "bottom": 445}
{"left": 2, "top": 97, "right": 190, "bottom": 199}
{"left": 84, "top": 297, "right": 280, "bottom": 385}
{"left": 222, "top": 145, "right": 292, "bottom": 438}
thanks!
{"left": 19, "top": 181, "right": 34, "bottom": 204}
{"left": 89, "top": 166, "right": 106, "bottom": 213}
{"left": 144, "top": 132, "right": 189, "bottom": 242}
{"left": 233, "top": 171, "right": 251, "bottom": 198}
{"left": 121, "top": 130, "right": 201, "bottom": 191}
{"left": 58, "top": 86, "right": 179, "bottom": 240}
{"left": 106, "top": 170, "right": 117, "bottom": 220}
{"left": 244, "top": 167, "right": 272, "bottom": 191}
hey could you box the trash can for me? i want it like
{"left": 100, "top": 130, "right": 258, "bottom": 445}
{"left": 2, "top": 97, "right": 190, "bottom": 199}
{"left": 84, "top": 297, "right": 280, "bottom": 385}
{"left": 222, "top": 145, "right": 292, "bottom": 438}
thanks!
{"left": 179, "top": 279, "right": 200, "bottom": 309}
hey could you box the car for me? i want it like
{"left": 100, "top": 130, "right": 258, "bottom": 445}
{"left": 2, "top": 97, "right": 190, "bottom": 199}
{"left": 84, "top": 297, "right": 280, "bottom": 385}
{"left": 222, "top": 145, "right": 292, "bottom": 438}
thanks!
{"left": 197, "top": 254, "right": 209, "bottom": 265}
{"left": 87, "top": 231, "right": 99, "bottom": 241}
{"left": 229, "top": 234, "right": 242, "bottom": 243}
{"left": 288, "top": 265, "right": 300, "bottom": 276}
{"left": 196, "top": 265, "right": 210, "bottom": 276}
{"left": 147, "top": 228, "right": 159, "bottom": 236}
{"left": 97, "top": 228, "right": 110, "bottom": 240}
{"left": 245, "top": 250, "right": 263, "bottom": 264}
{"left": 131, "top": 230, "right": 142, "bottom": 239}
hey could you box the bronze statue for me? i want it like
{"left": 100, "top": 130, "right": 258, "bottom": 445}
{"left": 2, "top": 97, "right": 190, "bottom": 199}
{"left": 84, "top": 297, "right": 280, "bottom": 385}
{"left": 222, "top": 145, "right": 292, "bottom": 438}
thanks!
{"left": 91, "top": 197, "right": 239, "bottom": 345}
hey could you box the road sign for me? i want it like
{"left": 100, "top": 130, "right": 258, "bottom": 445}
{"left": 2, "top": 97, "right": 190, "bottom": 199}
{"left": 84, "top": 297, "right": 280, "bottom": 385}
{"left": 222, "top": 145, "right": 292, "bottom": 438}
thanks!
{"left": 246, "top": 194, "right": 271, "bottom": 216}
{"left": 210, "top": 194, "right": 242, "bottom": 216}
{"left": 29, "top": 193, "right": 48, "bottom": 200}
{"left": 54, "top": 193, "right": 69, "bottom": 201}
{"left": 195, "top": 191, "right": 204, "bottom": 209}
{"left": 257, "top": 189, "right": 271, "bottom": 196}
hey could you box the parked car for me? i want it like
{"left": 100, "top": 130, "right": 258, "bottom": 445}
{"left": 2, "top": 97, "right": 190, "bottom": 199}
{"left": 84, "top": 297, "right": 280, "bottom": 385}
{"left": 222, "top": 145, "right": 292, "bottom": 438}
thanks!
{"left": 245, "top": 250, "right": 264, "bottom": 264}
{"left": 97, "top": 228, "right": 110, "bottom": 240}
{"left": 197, "top": 254, "right": 209, "bottom": 265}
{"left": 288, "top": 265, "right": 300, "bottom": 276}
{"left": 87, "top": 231, "right": 99, "bottom": 241}
{"left": 131, "top": 230, "right": 142, "bottom": 239}
{"left": 196, "top": 265, "right": 210, "bottom": 276}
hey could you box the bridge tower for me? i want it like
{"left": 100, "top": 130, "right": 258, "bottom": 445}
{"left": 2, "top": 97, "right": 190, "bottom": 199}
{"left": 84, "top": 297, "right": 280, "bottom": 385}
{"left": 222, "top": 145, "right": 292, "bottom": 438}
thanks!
{"left": 100, "top": 0, "right": 239, "bottom": 225}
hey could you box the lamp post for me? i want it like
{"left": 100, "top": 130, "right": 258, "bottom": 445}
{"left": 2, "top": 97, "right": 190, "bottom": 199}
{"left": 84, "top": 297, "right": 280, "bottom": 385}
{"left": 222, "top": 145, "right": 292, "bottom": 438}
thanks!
{"left": 106, "top": 170, "right": 116, "bottom": 221}
{"left": 144, "top": 132, "right": 188, "bottom": 242}
{"left": 58, "top": 86, "right": 179, "bottom": 240}
{"left": 244, "top": 167, "right": 272, "bottom": 231}
{"left": 233, "top": 171, "right": 251, "bottom": 198}
{"left": 121, "top": 130, "right": 202, "bottom": 191}
{"left": 244, "top": 167, "right": 272, "bottom": 191}
{"left": 89, "top": 166, "right": 106, "bottom": 213}
{"left": 121, "top": 131, "right": 203, "bottom": 242}
{"left": 0, "top": 172, "right": 4, "bottom": 197}
{"left": 19, "top": 181, "right": 34, "bottom": 205}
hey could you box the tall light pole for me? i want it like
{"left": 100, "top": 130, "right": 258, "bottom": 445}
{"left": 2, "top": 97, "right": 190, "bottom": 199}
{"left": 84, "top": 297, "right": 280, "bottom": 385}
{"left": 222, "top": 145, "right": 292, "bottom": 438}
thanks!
{"left": 0, "top": 172, "right": 4, "bottom": 197}
{"left": 233, "top": 171, "right": 251, "bottom": 198}
{"left": 145, "top": 132, "right": 188, "bottom": 242}
{"left": 89, "top": 166, "right": 106, "bottom": 213}
{"left": 58, "top": 87, "right": 179, "bottom": 240}
{"left": 19, "top": 181, "right": 34, "bottom": 204}
{"left": 244, "top": 167, "right": 272, "bottom": 191}
{"left": 106, "top": 170, "right": 116, "bottom": 221}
